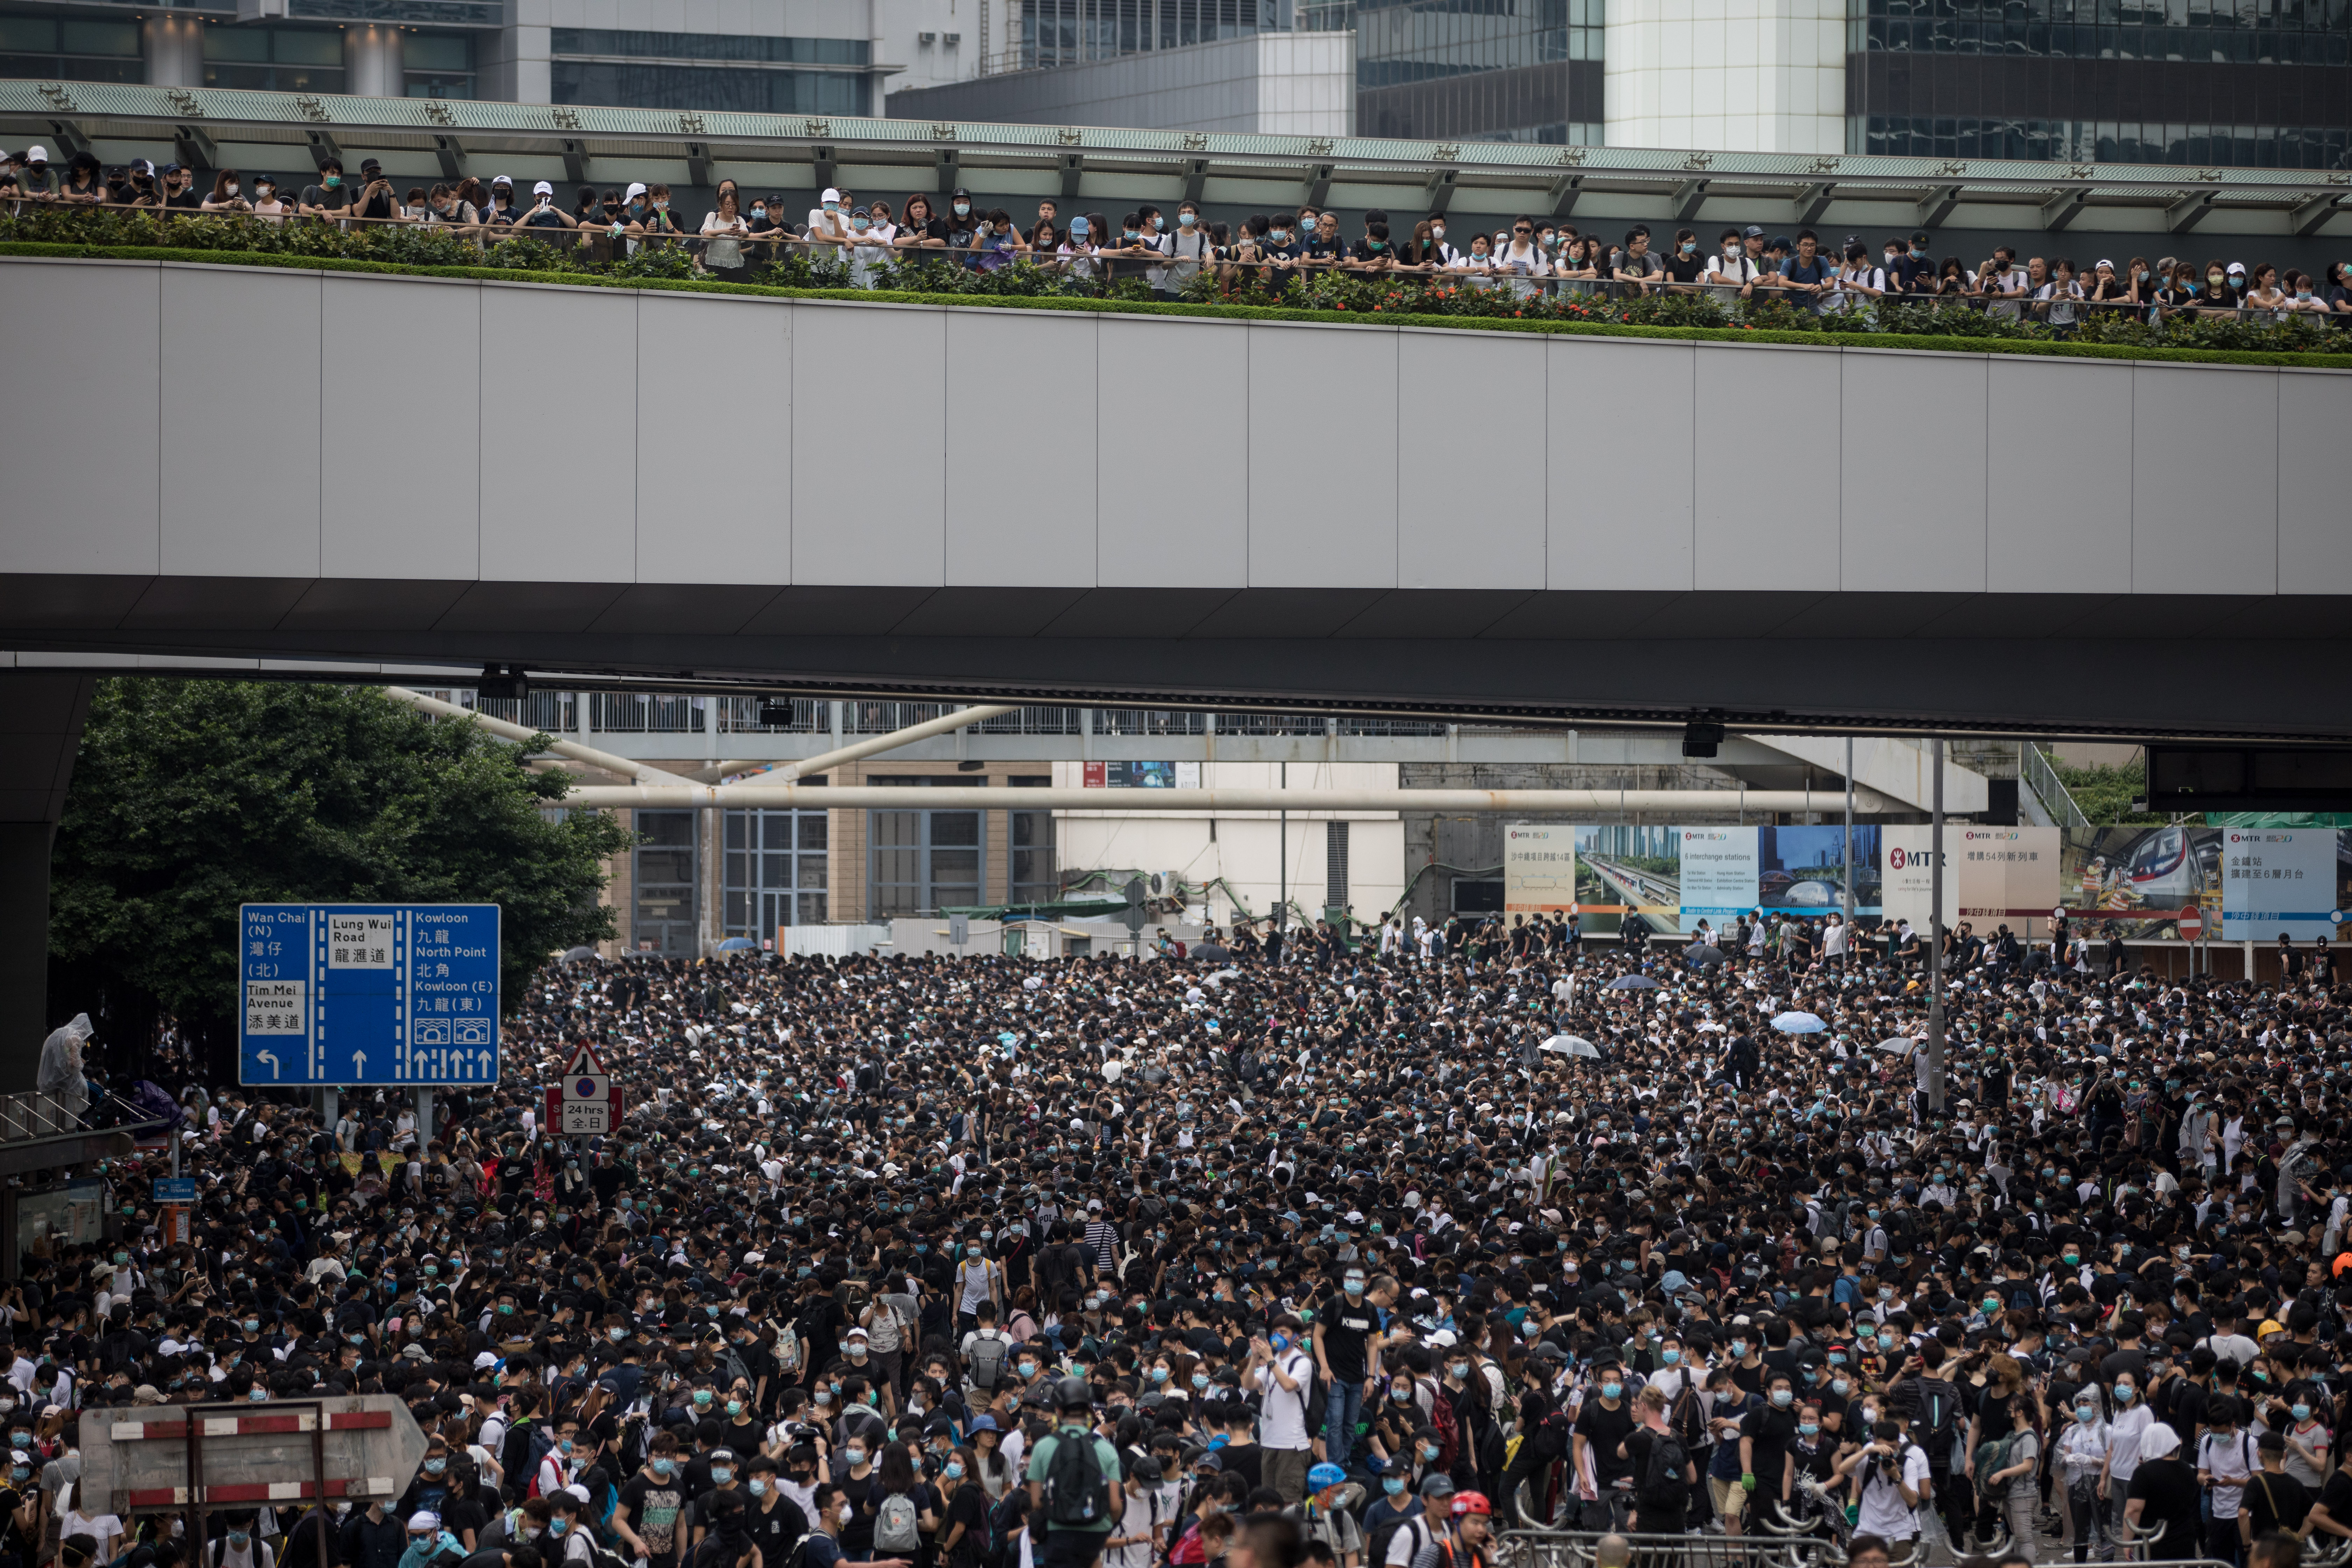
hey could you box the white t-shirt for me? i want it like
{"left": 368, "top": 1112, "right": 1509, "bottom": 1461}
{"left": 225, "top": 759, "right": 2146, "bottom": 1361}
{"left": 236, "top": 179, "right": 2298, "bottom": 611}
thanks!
{"left": 1254, "top": 1351, "right": 1316, "bottom": 1450}
{"left": 1855, "top": 1444, "right": 1929, "bottom": 1539}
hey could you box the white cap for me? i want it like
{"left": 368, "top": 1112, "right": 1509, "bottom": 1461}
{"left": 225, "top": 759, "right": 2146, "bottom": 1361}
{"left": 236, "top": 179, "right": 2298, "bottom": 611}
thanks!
{"left": 624, "top": 181, "right": 648, "bottom": 201}
{"left": 821, "top": 187, "right": 842, "bottom": 203}
{"left": 24, "top": 145, "right": 47, "bottom": 162}
{"left": 490, "top": 174, "right": 513, "bottom": 186}
{"left": 532, "top": 180, "right": 553, "bottom": 196}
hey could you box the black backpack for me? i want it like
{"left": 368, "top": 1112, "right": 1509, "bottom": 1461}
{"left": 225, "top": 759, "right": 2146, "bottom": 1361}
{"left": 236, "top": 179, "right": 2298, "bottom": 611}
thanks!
{"left": 1042, "top": 1430, "right": 1110, "bottom": 1528}
{"left": 1912, "top": 1377, "right": 1962, "bottom": 1469}
{"left": 1642, "top": 1431, "right": 1690, "bottom": 1492}
{"left": 1367, "top": 1512, "right": 1431, "bottom": 1568}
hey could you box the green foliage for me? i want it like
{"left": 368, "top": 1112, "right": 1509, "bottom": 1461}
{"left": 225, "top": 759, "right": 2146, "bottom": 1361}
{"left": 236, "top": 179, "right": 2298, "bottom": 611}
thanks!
{"left": 50, "top": 681, "right": 633, "bottom": 1055}
{"left": 10, "top": 236, "right": 2350, "bottom": 371}
{"left": 2053, "top": 757, "right": 2175, "bottom": 826}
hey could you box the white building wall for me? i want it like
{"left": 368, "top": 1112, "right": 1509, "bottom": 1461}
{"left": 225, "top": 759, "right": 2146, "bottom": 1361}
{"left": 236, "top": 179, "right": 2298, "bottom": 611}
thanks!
{"left": 885, "top": 29, "right": 1353, "bottom": 134}
{"left": 1051, "top": 760, "right": 1405, "bottom": 929}
{"left": 1603, "top": 0, "right": 1844, "bottom": 154}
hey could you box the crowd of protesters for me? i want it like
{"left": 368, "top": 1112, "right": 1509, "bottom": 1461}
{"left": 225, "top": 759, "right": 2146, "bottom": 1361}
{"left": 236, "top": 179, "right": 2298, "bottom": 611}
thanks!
{"left": 19, "top": 898, "right": 2352, "bottom": 1568}
{"left": 8, "top": 139, "right": 2348, "bottom": 326}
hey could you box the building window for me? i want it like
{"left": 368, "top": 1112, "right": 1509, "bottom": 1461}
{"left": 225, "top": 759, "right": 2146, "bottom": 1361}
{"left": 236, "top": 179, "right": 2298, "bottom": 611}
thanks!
{"left": 552, "top": 27, "right": 869, "bottom": 61}
{"left": 723, "top": 810, "right": 829, "bottom": 938}
{"left": 1325, "top": 820, "right": 1350, "bottom": 912}
{"left": 404, "top": 29, "right": 476, "bottom": 97}
{"left": 201, "top": 23, "right": 345, "bottom": 92}
{"left": 550, "top": 59, "right": 868, "bottom": 113}
{"left": 1353, "top": 0, "right": 1604, "bottom": 144}
{"left": 869, "top": 809, "right": 986, "bottom": 917}
{"left": 0, "top": 12, "right": 143, "bottom": 85}
{"left": 633, "top": 810, "right": 698, "bottom": 955}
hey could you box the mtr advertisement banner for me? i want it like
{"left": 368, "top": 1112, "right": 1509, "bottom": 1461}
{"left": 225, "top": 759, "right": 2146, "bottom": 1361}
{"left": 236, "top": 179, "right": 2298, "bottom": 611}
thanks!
{"left": 1503, "top": 824, "right": 1884, "bottom": 934}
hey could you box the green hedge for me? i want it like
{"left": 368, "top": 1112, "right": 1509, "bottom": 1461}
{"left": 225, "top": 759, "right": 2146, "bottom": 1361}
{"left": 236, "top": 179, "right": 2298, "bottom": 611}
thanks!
{"left": 9, "top": 239, "right": 2352, "bottom": 371}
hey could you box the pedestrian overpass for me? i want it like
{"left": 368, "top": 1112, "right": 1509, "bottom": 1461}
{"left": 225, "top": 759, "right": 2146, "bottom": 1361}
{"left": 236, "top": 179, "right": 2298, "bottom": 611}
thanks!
{"left": 5, "top": 252, "right": 2347, "bottom": 743}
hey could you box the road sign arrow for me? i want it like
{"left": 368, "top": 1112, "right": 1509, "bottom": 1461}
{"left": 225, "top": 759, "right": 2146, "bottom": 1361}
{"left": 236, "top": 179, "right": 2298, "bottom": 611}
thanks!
{"left": 257, "top": 1050, "right": 280, "bottom": 1079}
{"left": 561, "top": 1043, "right": 607, "bottom": 1079}
{"left": 352, "top": 1050, "right": 366, "bottom": 1080}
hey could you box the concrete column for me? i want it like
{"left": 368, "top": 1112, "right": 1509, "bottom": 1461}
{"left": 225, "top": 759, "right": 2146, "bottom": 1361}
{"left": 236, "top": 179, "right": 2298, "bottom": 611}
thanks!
{"left": 0, "top": 678, "right": 96, "bottom": 1095}
{"left": 343, "top": 23, "right": 404, "bottom": 98}
{"left": 142, "top": 14, "right": 205, "bottom": 88}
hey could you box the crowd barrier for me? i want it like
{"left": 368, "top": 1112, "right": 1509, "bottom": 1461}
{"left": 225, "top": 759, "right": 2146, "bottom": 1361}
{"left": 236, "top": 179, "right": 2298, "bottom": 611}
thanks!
{"left": 10, "top": 196, "right": 2346, "bottom": 330}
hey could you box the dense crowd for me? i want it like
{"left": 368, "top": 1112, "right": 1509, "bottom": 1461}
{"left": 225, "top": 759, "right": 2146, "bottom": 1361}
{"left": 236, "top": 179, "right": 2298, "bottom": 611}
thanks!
{"left": 21, "top": 911, "right": 2352, "bottom": 1568}
{"left": 7, "top": 141, "right": 2348, "bottom": 328}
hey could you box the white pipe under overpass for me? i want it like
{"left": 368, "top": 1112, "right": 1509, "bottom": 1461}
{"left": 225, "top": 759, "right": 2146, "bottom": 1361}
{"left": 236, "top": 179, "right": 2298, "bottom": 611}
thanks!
{"left": 558, "top": 784, "right": 1895, "bottom": 813}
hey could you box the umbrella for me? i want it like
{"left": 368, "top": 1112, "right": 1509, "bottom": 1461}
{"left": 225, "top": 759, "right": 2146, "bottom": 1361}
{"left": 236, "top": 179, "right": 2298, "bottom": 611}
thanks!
{"left": 1684, "top": 943, "right": 1726, "bottom": 967}
{"left": 1772, "top": 1010, "right": 1828, "bottom": 1033}
{"left": 714, "top": 937, "right": 759, "bottom": 952}
{"left": 1540, "top": 1035, "right": 1602, "bottom": 1058}
{"left": 1877, "top": 1035, "right": 1920, "bottom": 1055}
{"left": 1605, "top": 975, "right": 1659, "bottom": 991}
{"left": 558, "top": 945, "right": 598, "bottom": 963}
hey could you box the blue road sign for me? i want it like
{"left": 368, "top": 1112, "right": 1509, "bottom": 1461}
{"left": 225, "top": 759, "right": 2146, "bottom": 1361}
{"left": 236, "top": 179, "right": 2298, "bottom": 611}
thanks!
{"left": 239, "top": 904, "right": 500, "bottom": 1087}
{"left": 153, "top": 1178, "right": 196, "bottom": 1204}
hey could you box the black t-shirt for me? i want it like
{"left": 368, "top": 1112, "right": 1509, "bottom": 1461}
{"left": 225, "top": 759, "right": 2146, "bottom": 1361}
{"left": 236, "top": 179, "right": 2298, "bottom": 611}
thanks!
{"left": 1318, "top": 1293, "right": 1377, "bottom": 1382}
{"left": 837, "top": 1470, "right": 879, "bottom": 1557}
{"left": 2244, "top": 1470, "right": 2312, "bottom": 1538}
{"left": 1663, "top": 252, "right": 1706, "bottom": 284}
{"left": 742, "top": 1492, "right": 811, "bottom": 1568}
{"left": 2128, "top": 1457, "right": 2202, "bottom": 1548}
{"left": 620, "top": 1475, "right": 690, "bottom": 1565}
{"left": 301, "top": 182, "right": 352, "bottom": 214}
{"left": 1740, "top": 1406, "right": 1801, "bottom": 1496}
{"left": 941, "top": 1482, "right": 988, "bottom": 1568}
{"left": 1575, "top": 1396, "right": 1639, "bottom": 1486}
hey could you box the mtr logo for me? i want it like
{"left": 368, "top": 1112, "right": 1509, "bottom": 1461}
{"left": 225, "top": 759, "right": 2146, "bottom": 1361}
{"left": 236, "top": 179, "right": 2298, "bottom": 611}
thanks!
{"left": 1683, "top": 831, "right": 1731, "bottom": 842}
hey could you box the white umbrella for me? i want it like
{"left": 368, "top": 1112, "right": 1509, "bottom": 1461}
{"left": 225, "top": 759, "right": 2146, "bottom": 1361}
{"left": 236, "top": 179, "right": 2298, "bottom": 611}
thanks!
{"left": 1876, "top": 1035, "right": 1919, "bottom": 1055}
{"left": 1772, "top": 1011, "right": 1828, "bottom": 1034}
{"left": 1540, "top": 1035, "right": 1602, "bottom": 1058}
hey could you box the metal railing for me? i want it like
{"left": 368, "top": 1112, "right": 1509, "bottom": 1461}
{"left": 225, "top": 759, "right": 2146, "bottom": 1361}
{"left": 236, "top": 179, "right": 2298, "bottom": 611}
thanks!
{"left": 718, "top": 697, "right": 830, "bottom": 734}
{"left": 2021, "top": 740, "right": 2092, "bottom": 830}
{"left": 592, "top": 693, "right": 705, "bottom": 733}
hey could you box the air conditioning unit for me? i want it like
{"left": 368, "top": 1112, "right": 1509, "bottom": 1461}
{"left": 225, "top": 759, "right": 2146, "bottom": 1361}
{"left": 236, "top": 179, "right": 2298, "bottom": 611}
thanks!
{"left": 919, "top": 30, "right": 937, "bottom": 41}
{"left": 944, "top": 31, "right": 960, "bottom": 43}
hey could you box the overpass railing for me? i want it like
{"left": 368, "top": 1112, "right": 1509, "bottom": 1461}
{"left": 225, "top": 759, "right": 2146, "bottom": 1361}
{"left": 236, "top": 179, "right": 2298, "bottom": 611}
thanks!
{"left": 7, "top": 201, "right": 2346, "bottom": 353}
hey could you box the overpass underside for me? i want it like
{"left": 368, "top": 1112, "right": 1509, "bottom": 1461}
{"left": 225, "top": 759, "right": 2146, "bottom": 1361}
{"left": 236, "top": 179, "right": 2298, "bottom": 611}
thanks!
{"left": 5, "top": 256, "right": 2351, "bottom": 742}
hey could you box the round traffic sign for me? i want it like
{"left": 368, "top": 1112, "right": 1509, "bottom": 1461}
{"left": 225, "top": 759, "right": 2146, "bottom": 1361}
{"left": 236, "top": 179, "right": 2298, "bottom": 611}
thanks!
{"left": 575, "top": 1077, "right": 598, "bottom": 1097}
{"left": 2177, "top": 906, "right": 2204, "bottom": 939}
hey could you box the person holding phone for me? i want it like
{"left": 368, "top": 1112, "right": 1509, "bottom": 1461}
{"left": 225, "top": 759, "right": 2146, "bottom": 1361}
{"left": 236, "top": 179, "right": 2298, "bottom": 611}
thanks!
{"left": 514, "top": 181, "right": 576, "bottom": 237}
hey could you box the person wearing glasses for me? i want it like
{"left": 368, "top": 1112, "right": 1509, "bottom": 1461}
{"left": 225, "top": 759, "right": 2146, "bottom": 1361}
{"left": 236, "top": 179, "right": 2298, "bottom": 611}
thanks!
{"left": 1494, "top": 216, "right": 1549, "bottom": 300}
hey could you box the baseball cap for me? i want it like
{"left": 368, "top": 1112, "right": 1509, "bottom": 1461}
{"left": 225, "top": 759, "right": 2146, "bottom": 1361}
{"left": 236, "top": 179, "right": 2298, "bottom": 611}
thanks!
{"left": 624, "top": 181, "right": 649, "bottom": 201}
{"left": 490, "top": 174, "right": 513, "bottom": 187}
{"left": 359, "top": 157, "right": 382, "bottom": 173}
{"left": 532, "top": 180, "right": 553, "bottom": 196}
{"left": 1742, "top": 224, "right": 1764, "bottom": 238}
{"left": 821, "top": 186, "right": 842, "bottom": 203}
{"left": 24, "top": 145, "right": 47, "bottom": 163}
{"left": 2227, "top": 261, "right": 2247, "bottom": 275}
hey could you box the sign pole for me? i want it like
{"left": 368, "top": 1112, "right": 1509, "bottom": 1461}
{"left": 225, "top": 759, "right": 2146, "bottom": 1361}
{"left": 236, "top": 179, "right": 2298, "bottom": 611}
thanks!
{"left": 415, "top": 1087, "right": 433, "bottom": 1147}
{"left": 1843, "top": 737, "right": 1855, "bottom": 931}
{"left": 1927, "top": 735, "right": 1946, "bottom": 1113}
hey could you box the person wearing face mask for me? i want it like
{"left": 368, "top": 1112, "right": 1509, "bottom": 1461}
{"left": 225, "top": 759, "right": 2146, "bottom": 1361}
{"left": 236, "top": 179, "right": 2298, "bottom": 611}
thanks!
{"left": 1244, "top": 1317, "right": 1315, "bottom": 1505}
{"left": 805, "top": 187, "right": 855, "bottom": 264}
{"left": 1660, "top": 227, "right": 1707, "bottom": 293}
{"left": 941, "top": 188, "right": 979, "bottom": 268}
{"left": 617, "top": 1433, "right": 690, "bottom": 1568}
{"left": 1704, "top": 228, "right": 1759, "bottom": 302}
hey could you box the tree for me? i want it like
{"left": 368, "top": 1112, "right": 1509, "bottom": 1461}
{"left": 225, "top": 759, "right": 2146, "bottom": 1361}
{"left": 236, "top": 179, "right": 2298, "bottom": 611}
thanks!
{"left": 49, "top": 679, "right": 633, "bottom": 1078}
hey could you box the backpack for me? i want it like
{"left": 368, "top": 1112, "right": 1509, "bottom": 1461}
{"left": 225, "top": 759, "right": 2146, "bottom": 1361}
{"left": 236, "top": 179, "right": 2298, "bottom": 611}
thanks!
{"left": 1042, "top": 1430, "right": 1111, "bottom": 1528}
{"left": 967, "top": 1329, "right": 1010, "bottom": 1392}
{"left": 1642, "top": 1430, "right": 1691, "bottom": 1493}
{"left": 982, "top": 1491, "right": 1025, "bottom": 1568}
{"left": 876, "top": 1492, "right": 921, "bottom": 1553}
{"left": 1367, "top": 1511, "right": 1431, "bottom": 1568}
{"left": 1970, "top": 1430, "right": 2020, "bottom": 1496}
{"left": 1911, "top": 1378, "right": 1961, "bottom": 1469}
{"left": 1526, "top": 1406, "right": 1576, "bottom": 1463}
{"left": 774, "top": 1319, "right": 803, "bottom": 1375}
